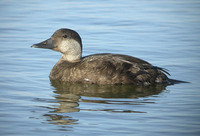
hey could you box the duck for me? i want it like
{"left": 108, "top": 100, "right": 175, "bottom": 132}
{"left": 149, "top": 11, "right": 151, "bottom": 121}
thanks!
{"left": 31, "top": 28, "right": 171, "bottom": 86}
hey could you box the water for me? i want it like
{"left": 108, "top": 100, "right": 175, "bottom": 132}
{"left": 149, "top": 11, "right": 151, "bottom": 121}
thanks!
{"left": 0, "top": 0, "right": 200, "bottom": 135}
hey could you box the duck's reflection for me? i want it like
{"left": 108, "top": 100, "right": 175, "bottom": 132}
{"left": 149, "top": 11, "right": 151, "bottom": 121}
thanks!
{"left": 51, "top": 80, "right": 166, "bottom": 98}
{"left": 43, "top": 80, "right": 167, "bottom": 127}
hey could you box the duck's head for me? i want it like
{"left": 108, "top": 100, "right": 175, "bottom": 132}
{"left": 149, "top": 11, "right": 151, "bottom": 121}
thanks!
{"left": 31, "top": 28, "right": 82, "bottom": 61}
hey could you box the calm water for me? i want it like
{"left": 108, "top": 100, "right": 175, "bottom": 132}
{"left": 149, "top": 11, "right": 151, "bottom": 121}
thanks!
{"left": 0, "top": 0, "right": 200, "bottom": 136}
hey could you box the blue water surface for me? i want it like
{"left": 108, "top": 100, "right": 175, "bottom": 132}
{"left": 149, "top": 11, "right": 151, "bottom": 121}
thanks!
{"left": 0, "top": 0, "right": 200, "bottom": 136}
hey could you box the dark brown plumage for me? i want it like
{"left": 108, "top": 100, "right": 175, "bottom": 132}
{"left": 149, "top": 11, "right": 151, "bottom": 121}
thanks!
{"left": 32, "top": 28, "right": 170, "bottom": 86}
{"left": 50, "top": 53, "right": 169, "bottom": 85}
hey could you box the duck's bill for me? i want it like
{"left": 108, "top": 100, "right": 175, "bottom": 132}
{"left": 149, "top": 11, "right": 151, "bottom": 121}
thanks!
{"left": 31, "top": 38, "right": 54, "bottom": 49}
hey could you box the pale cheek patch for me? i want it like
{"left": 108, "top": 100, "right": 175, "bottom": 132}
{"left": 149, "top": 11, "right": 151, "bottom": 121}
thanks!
{"left": 59, "top": 41, "right": 69, "bottom": 53}
{"left": 59, "top": 40, "right": 81, "bottom": 54}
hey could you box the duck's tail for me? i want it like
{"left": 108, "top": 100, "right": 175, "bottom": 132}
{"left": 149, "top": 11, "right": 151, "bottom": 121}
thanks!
{"left": 153, "top": 66, "right": 190, "bottom": 85}
{"left": 168, "top": 79, "right": 190, "bottom": 85}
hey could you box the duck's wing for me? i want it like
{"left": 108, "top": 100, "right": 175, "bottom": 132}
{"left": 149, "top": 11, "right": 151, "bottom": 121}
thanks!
{"left": 79, "top": 53, "right": 169, "bottom": 85}
{"left": 152, "top": 66, "right": 170, "bottom": 76}
{"left": 110, "top": 54, "right": 171, "bottom": 76}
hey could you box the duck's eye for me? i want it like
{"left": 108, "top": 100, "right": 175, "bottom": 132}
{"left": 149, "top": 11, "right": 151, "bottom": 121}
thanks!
{"left": 63, "top": 35, "right": 68, "bottom": 38}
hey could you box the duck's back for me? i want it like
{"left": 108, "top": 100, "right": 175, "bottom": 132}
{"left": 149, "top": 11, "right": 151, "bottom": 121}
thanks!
{"left": 50, "top": 53, "right": 169, "bottom": 85}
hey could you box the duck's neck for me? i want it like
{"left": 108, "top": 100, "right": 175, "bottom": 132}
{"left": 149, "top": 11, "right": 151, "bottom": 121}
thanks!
{"left": 61, "top": 53, "right": 82, "bottom": 62}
